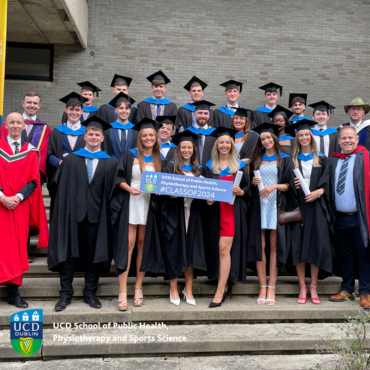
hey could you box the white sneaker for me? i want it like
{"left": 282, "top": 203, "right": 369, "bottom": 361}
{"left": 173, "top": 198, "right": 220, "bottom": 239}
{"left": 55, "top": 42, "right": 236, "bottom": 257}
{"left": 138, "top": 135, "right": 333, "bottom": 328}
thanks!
{"left": 182, "top": 289, "right": 196, "bottom": 306}
{"left": 170, "top": 290, "right": 180, "bottom": 306}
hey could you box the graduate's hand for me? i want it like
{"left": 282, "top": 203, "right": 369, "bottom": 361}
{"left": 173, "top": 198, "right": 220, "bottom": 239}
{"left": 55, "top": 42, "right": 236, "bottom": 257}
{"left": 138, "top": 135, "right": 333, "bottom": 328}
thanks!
{"left": 252, "top": 177, "right": 261, "bottom": 186}
{"left": 232, "top": 186, "right": 244, "bottom": 196}
{"left": 0, "top": 196, "right": 20, "bottom": 210}
{"left": 207, "top": 199, "right": 215, "bottom": 206}
{"left": 129, "top": 187, "right": 143, "bottom": 196}
{"left": 294, "top": 177, "right": 301, "bottom": 189}
{"left": 305, "top": 190, "right": 319, "bottom": 202}
{"left": 58, "top": 160, "right": 63, "bottom": 166}
{"left": 260, "top": 184, "right": 276, "bottom": 199}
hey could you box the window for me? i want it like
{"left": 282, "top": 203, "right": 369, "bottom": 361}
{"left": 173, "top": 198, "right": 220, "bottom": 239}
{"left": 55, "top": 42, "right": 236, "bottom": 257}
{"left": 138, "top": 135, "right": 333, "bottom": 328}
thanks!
{"left": 5, "top": 42, "right": 54, "bottom": 82}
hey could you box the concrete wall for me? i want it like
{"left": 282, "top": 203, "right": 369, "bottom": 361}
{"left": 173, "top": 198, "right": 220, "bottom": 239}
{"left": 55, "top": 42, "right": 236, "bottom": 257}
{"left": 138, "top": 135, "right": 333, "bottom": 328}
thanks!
{"left": 4, "top": 0, "right": 370, "bottom": 128}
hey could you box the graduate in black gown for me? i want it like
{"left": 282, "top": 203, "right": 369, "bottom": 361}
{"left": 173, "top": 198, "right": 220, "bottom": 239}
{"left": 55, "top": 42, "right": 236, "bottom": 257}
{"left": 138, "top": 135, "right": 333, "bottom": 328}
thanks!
{"left": 287, "top": 119, "right": 333, "bottom": 305}
{"left": 156, "top": 115, "right": 177, "bottom": 164}
{"left": 252, "top": 82, "right": 283, "bottom": 128}
{"left": 249, "top": 123, "right": 296, "bottom": 306}
{"left": 268, "top": 105, "right": 295, "bottom": 155}
{"left": 97, "top": 74, "right": 137, "bottom": 124}
{"left": 48, "top": 116, "right": 116, "bottom": 312}
{"left": 47, "top": 92, "right": 88, "bottom": 215}
{"left": 288, "top": 93, "right": 312, "bottom": 123}
{"left": 231, "top": 107, "right": 259, "bottom": 160}
{"left": 175, "top": 76, "right": 214, "bottom": 131}
{"left": 160, "top": 130, "right": 207, "bottom": 306}
{"left": 136, "top": 70, "right": 178, "bottom": 122}
{"left": 109, "top": 118, "right": 164, "bottom": 311}
{"left": 103, "top": 92, "right": 138, "bottom": 162}
{"left": 201, "top": 127, "right": 251, "bottom": 308}
{"left": 61, "top": 81, "right": 101, "bottom": 124}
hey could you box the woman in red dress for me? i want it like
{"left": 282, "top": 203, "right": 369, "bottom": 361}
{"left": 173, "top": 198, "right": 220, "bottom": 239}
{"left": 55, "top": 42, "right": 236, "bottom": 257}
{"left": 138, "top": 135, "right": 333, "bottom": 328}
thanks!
{"left": 201, "top": 127, "right": 252, "bottom": 308}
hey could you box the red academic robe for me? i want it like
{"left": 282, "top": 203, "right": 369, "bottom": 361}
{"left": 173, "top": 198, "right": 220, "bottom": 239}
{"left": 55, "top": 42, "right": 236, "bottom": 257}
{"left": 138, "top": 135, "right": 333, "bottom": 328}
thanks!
{"left": 0, "top": 140, "right": 49, "bottom": 286}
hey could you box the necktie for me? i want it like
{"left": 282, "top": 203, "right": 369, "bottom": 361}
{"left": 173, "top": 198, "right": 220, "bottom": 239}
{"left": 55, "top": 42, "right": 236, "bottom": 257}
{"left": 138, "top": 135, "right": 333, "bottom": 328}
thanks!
{"left": 120, "top": 129, "right": 126, "bottom": 153}
{"left": 68, "top": 124, "right": 78, "bottom": 150}
{"left": 156, "top": 105, "right": 161, "bottom": 118}
{"left": 336, "top": 156, "right": 350, "bottom": 195}
{"left": 198, "top": 130, "right": 204, "bottom": 164}
{"left": 319, "top": 128, "right": 325, "bottom": 154}
{"left": 13, "top": 142, "right": 20, "bottom": 154}
{"left": 26, "top": 123, "right": 33, "bottom": 136}
{"left": 87, "top": 158, "right": 93, "bottom": 183}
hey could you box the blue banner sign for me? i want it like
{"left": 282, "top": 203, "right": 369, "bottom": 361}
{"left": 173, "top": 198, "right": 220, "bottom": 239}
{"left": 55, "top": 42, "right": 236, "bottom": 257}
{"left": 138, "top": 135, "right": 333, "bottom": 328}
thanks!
{"left": 140, "top": 171, "right": 233, "bottom": 202}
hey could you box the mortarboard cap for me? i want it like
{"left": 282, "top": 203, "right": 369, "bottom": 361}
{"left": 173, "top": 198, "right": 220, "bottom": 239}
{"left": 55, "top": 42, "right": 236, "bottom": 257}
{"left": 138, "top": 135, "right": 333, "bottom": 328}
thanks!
{"left": 171, "top": 130, "right": 199, "bottom": 146}
{"left": 77, "top": 81, "right": 102, "bottom": 97}
{"left": 259, "top": 82, "right": 283, "bottom": 97}
{"left": 209, "top": 126, "right": 238, "bottom": 139}
{"left": 286, "top": 119, "right": 317, "bottom": 137}
{"left": 110, "top": 74, "right": 132, "bottom": 88}
{"left": 189, "top": 100, "right": 215, "bottom": 111}
{"left": 183, "top": 76, "right": 208, "bottom": 91}
{"left": 234, "top": 107, "right": 251, "bottom": 118}
{"left": 220, "top": 80, "right": 243, "bottom": 93}
{"left": 81, "top": 116, "right": 112, "bottom": 132}
{"left": 59, "top": 92, "right": 87, "bottom": 105}
{"left": 156, "top": 115, "right": 177, "bottom": 127}
{"left": 108, "top": 92, "right": 135, "bottom": 108}
{"left": 289, "top": 93, "right": 308, "bottom": 108}
{"left": 146, "top": 70, "right": 171, "bottom": 84}
{"left": 253, "top": 122, "right": 280, "bottom": 137}
{"left": 309, "top": 100, "right": 335, "bottom": 114}
{"left": 268, "top": 105, "right": 293, "bottom": 120}
{"left": 132, "top": 118, "right": 158, "bottom": 132}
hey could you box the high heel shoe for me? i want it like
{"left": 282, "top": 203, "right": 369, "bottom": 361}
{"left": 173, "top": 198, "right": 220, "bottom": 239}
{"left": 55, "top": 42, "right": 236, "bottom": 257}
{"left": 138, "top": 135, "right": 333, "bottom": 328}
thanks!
{"left": 209, "top": 290, "right": 225, "bottom": 308}
{"left": 117, "top": 290, "right": 128, "bottom": 311}
{"left": 309, "top": 284, "right": 321, "bottom": 305}
{"left": 182, "top": 289, "right": 196, "bottom": 306}
{"left": 222, "top": 284, "right": 232, "bottom": 303}
{"left": 256, "top": 285, "right": 267, "bottom": 305}
{"left": 266, "top": 285, "right": 276, "bottom": 306}
{"left": 170, "top": 290, "right": 180, "bottom": 306}
{"left": 297, "top": 283, "right": 308, "bottom": 304}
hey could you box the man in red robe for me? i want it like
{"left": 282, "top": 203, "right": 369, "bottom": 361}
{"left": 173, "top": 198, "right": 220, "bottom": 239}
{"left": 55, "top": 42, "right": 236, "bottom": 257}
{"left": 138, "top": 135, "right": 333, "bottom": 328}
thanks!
{"left": 0, "top": 113, "right": 49, "bottom": 308}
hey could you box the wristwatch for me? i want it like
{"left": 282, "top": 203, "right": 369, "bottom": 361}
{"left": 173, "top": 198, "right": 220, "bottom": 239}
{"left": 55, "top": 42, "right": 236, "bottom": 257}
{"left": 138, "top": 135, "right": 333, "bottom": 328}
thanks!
{"left": 317, "top": 189, "right": 322, "bottom": 198}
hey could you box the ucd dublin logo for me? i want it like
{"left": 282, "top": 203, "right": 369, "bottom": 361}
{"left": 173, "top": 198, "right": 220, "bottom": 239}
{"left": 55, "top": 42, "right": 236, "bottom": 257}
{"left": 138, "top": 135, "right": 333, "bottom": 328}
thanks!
{"left": 10, "top": 309, "right": 43, "bottom": 356}
{"left": 144, "top": 173, "right": 158, "bottom": 192}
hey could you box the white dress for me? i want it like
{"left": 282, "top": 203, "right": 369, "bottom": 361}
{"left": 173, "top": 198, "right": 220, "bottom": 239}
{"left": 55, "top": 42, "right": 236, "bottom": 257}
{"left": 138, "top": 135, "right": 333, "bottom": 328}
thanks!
{"left": 129, "top": 164, "right": 155, "bottom": 225}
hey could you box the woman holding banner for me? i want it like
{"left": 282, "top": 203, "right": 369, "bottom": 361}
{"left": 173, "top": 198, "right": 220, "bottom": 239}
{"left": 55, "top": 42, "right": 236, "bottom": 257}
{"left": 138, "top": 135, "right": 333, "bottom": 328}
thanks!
{"left": 160, "top": 130, "right": 207, "bottom": 306}
{"left": 249, "top": 122, "right": 295, "bottom": 306}
{"left": 110, "top": 118, "right": 163, "bottom": 311}
{"left": 201, "top": 126, "right": 251, "bottom": 308}
{"left": 288, "top": 119, "right": 333, "bottom": 305}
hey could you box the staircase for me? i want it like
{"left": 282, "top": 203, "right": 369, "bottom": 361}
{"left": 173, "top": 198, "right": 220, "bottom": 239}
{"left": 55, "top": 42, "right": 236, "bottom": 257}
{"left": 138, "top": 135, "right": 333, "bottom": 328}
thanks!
{"left": 0, "top": 186, "right": 364, "bottom": 369}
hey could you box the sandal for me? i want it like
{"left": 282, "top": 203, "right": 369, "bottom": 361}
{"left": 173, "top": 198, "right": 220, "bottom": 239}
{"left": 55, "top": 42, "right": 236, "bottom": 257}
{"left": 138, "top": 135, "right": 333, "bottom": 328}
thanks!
{"left": 266, "top": 285, "right": 276, "bottom": 306}
{"left": 297, "top": 283, "right": 308, "bottom": 304}
{"left": 118, "top": 290, "right": 128, "bottom": 311}
{"left": 256, "top": 285, "right": 267, "bottom": 305}
{"left": 309, "top": 284, "right": 321, "bottom": 305}
{"left": 133, "top": 287, "right": 144, "bottom": 307}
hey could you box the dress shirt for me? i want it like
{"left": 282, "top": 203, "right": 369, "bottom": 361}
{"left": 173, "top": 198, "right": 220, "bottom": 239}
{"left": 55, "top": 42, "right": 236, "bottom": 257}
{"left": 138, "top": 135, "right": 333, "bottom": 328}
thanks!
{"left": 83, "top": 111, "right": 90, "bottom": 121}
{"left": 313, "top": 124, "right": 329, "bottom": 156}
{"left": 117, "top": 128, "right": 127, "bottom": 142}
{"left": 227, "top": 103, "right": 239, "bottom": 111}
{"left": 265, "top": 105, "right": 275, "bottom": 110}
{"left": 150, "top": 96, "right": 165, "bottom": 120}
{"left": 301, "top": 153, "right": 313, "bottom": 190}
{"left": 349, "top": 120, "right": 364, "bottom": 130}
{"left": 159, "top": 140, "right": 171, "bottom": 157}
{"left": 67, "top": 121, "right": 81, "bottom": 150}
{"left": 193, "top": 123, "right": 209, "bottom": 147}
{"left": 23, "top": 113, "right": 37, "bottom": 137}
{"left": 84, "top": 147, "right": 99, "bottom": 178}
{"left": 334, "top": 153, "right": 357, "bottom": 212}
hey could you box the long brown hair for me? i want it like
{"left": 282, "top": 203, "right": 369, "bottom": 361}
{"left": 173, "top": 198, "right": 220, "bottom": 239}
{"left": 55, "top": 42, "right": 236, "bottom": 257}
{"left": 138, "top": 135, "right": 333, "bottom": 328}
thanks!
{"left": 230, "top": 116, "right": 251, "bottom": 141}
{"left": 249, "top": 133, "right": 283, "bottom": 170}
{"left": 173, "top": 142, "right": 200, "bottom": 176}
{"left": 137, "top": 129, "right": 162, "bottom": 172}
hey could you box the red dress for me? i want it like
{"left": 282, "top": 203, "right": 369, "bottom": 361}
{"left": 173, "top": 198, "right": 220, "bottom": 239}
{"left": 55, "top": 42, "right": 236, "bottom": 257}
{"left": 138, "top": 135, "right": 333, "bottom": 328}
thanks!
{"left": 219, "top": 175, "right": 235, "bottom": 237}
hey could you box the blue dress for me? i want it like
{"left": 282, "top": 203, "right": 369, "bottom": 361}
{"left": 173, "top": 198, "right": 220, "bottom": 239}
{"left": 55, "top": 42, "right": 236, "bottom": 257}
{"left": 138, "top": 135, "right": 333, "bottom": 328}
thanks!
{"left": 259, "top": 164, "right": 278, "bottom": 230}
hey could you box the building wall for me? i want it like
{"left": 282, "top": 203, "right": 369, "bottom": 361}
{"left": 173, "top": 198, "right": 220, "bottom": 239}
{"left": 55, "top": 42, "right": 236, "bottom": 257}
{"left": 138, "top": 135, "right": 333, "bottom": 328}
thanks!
{"left": 4, "top": 0, "right": 370, "bottom": 128}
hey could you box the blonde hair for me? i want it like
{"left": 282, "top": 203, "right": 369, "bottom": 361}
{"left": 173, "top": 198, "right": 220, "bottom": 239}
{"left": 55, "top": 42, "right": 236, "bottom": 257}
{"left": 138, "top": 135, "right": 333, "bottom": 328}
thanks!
{"left": 137, "top": 129, "right": 162, "bottom": 172}
{"left": 292, "top": 131, "right": 321, "bottom": 169}
{"left": 211, "top": 136, "right": 239, "bottom": 174}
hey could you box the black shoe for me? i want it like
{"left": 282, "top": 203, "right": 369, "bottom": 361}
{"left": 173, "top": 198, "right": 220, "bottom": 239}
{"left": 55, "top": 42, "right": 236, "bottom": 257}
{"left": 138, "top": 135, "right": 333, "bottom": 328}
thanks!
{"left": 55, "top": 296, "right": 71, "bottom": 312}
{"left": 209, "top": 300, "right": 222, "bottom": 308}
{"left": 83, "top": 295, "right": 102, "bottom": 309}
{"left": 222, "top": 284, "right": 233, "bottom": 303}
{"left": 8, "top": 296, "right": 28, "bottom": 308}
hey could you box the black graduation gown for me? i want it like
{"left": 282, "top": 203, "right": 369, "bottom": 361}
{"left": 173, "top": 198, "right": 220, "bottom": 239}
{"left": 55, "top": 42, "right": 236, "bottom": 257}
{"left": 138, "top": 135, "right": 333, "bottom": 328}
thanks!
{"left": 175, "top": 106, "right": 215, "bottom": 131}
{"left": 248, "top": 157, "right": 297, "bottom": 273}
{"left": 238, "top": 131, "right": 259, "bottom": 160}
{"left": 251, "top": 110, "right": 270, "bottom": 129}
{"left": 287, "top": 156, "right": 334, "bottom": 278}
{"left": 48, "top": 153, "right": 116, "bottom": 273}
{"left": 162, "top": 147, "right": 176, "bottom": 165}
{"left": 157, "top": 162, "right": 207, "bottom": 280}
{"left": 213, "top": 107, "right": 253, "bottom": 128}
{"left": 97, "top": 103, "right": 137, "bottom": 125}
{"left": 109, "top": 151, "right": 165, "bottom": 276}
{"left": 280, "top": 139, "right": 295, "bottom": 155}
{"left": 103, "top": 128, "right": 138, "bottom": 161}
{"left": 312, "top": 131, "right": 340, "bottom": 156}
{"left": 195, "top": 135, "right": 217, "bottom": 166}
{"left": 200, "top": 164, "right": 252, "bottom": 283}
{"left": 136, "top": 101, "right": 178, "bottom": 123}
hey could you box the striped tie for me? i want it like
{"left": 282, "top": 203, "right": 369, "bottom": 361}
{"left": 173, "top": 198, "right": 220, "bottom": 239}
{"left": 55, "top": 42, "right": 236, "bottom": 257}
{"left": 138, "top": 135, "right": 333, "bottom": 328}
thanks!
{"left": 336, "top": 156, "right": 350, "bottom": 195}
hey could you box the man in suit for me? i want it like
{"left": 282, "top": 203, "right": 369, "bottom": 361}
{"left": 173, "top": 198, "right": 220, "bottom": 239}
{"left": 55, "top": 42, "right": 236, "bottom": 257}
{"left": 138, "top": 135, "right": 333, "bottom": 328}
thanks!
{"left": 156, "top": 115, "right": 177, "bottom": 164}
{"left": 0, "top": 113, "right": 48, "bottom": 308}
{"left": 329, "top": 126, "right": 370, "bottom": 308}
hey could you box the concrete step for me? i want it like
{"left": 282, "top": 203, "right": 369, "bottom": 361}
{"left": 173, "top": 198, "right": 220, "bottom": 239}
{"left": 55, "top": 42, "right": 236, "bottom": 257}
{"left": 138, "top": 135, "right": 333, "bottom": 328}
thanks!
{"left": 0, "top": 322, "right": 365, "bottom": 361}
{"left": 0, "top": 297, "right": 360, "bottom": 328}
{"left": 41, "top": 185, "right": 49, "bottom": 197}
{"left": 0, "top": 354, "right": 339, "bottom": 369}
{"left": 0, "top": 275, "right": 353, "bottom": 299}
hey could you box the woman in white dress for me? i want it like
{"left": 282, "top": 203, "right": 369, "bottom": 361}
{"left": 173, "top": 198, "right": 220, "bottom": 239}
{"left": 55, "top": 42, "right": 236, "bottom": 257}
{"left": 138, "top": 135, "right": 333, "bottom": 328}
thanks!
{"left": 110, "top": 118, "right": 163, "bottom": 311}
